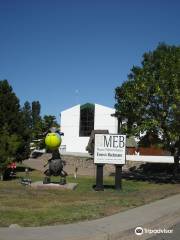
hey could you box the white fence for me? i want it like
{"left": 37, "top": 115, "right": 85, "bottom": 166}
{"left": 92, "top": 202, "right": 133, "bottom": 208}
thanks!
{"left": 126, "top": 155, "right": 174, "bottom": 163}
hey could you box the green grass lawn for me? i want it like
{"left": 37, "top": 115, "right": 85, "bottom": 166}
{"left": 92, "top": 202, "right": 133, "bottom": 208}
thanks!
{"left": 0, "top": 166, "right": 180, "bottom": 227}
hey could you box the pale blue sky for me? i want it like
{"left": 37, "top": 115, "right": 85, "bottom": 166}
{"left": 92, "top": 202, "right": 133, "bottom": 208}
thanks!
{"left": 0, "top": 0, "right": 179, "bottom": 120}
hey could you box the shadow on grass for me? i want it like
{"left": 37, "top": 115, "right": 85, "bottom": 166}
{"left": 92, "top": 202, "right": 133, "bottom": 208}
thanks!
{"left": 92, "top": 184, "right": 121, "bottom": 190}
{"left": 16, "top": 166, "right": 34, "bottom": 172}
{"left": 2, "top": 165, "right": 35, "bottom": 181}
{"left": 110, "top": 163, "right": 180, "bottom": 184}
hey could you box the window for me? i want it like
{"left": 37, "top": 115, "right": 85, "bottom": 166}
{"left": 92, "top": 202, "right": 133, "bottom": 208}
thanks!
{"left": 79, "top": 103, "right": 94, "bottom": 137}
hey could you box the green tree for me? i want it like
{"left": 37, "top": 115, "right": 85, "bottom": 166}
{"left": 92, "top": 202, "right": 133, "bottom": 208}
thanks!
{"left": 0, "top": 80, "right": 22, "bottom": 171}
{"left": 16, "top": 102, "right": 33, "bottom": 161}
{"left": 20, "top": 101, "right": 33, "bottom": 157}
{"left": 115, "top": 43, "right": 180, "bottom": 173}
{"left": 0, "top": 80, "right": 29, "bottom": 174}
{"left": 35, "top": 115, "right": 59, "bottom": 150}
{"left": 31, "top": 101, "right": 42, "bottom": 139}
{"left": 42, "top": 115, "right": 59, "bottom": 132}
{"left": 0, "top": 80, "right": 22, "bottom": 133}
{"left": 0, "top": 126, "right": 21, "bottom": 178}
{"left": 22, "top": 101, "right": 32, "bottom": 131}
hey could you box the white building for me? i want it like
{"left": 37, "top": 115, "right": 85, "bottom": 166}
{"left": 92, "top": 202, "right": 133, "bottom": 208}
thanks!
{"left": 60, "top": 103, "right": 118, "bottom": 153}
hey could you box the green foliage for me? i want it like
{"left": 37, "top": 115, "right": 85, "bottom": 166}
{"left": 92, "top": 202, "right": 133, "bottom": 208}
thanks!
{"left": 0, "top": 127, "right": 21, "bottom": 171}
{"left": 0, "top": 80, "right": 60, "bottom": 169}
{"left": 22, "top": 101, "right": 32, "bottom": 131}
{"left": 35, "top": 115, "right": 59, "bottom": 150}
{"left": 0, "top": 80, "right": 31, "bottom": 168}
{"left": 31, "top": 102, "right": 59, "bottom": 140}
{"left": 32, "top": 101, "right": 41, "bottom": 123}
{"left": 22, "top": 102, "right": 59, "bottom": 150}
{"left": 42, "top": 115, "right": 59, "bottom": 133}
{"left": 31, "top": 101, "right": 42, "bottom": 139}
{"left": 115, "top": 43, "right": 180, "bottom": 152}
{"left": 0, "top": 80, "right": 21, "bottom": 133}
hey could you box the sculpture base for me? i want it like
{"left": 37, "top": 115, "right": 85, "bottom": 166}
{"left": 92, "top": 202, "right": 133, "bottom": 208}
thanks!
{"left": 43, "top": 177, "right": 66, "bottom": 185}
{"left": 31, "top": 181, "right": 78, "bottom": 190}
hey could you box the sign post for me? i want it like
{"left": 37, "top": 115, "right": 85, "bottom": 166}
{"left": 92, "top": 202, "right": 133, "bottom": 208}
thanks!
{"left": 115, "top": 165, "right": 122, "bottom": 190}
{"left": 94, "top": 164, "right": 104, "bottom": 191}
{"left": 94, "top": 134, "right": 126, "bottom": 191}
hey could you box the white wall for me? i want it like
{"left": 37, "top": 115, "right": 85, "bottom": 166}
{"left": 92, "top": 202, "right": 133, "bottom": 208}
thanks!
{"left": 94, "top": 104, "right": 117, "bottom": 133}
{"left": 60, "top": 104, "right": 89, "bottom": 152}
{"left": 126, "top": 155, "right": 174, "bottom": 163}
{"left": 60, "top": 103, "right": 118, "bottom": 153}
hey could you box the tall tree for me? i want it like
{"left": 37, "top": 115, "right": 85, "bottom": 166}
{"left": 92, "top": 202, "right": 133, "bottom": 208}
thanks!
{"left": 0, "top": 80, "right": 21, "bottom": 133}
{"left": 0, "top": 80, "right": 26, "bottom": 174}
{"left": 42, "top": 115, "right": 59, "bottom": 133}
{"left": 115, "top": 43, "right": 180, "bottom": 173}
{"left": 22, "top": 101, "right": 32, "bottom": 131}
{"left": 0, "top": 126, "right": 21, "bottom": 177}
{"left": 17, "top": 101, "right": 33, "bottom": 160}
{"left": 31, "top": 101, "right": 42, "bottom": 139}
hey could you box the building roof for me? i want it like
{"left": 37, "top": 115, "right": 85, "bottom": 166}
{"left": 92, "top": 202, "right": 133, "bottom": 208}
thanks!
{"left": 61, "top": 103, "right": 115, "bottom": 114}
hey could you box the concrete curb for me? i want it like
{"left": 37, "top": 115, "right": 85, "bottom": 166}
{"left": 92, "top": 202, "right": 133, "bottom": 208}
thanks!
{"left": 0, "top": 194, "right": 180, "bottom": 240}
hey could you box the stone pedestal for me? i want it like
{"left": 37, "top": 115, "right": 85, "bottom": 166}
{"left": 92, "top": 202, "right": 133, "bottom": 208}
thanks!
{"left": 31, "top": 181, "right": 78, "bottom": 190}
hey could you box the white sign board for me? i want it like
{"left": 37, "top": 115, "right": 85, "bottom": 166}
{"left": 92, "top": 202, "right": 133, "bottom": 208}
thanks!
{"left": 94, "top": 134, "right": 126, "bottom": 165}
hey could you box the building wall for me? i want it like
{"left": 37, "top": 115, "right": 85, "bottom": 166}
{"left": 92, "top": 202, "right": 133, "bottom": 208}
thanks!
{"left": 60, "top": 105, "right": 89, "bottom": 153}
{"left": 60, "top": 103, "right": 118, "bottom": 153}
{"left": 94, "top": 104, "right": 117, "bottom": 134}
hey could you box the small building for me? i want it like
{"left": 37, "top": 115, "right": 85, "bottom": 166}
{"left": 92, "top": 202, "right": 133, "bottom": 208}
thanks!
{"left": 60, "top": 103, "right": 118, "bottom": 153}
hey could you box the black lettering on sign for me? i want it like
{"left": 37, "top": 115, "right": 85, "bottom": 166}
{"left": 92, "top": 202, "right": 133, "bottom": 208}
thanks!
{"left": 119, "top": 136, "right": 125, "bottom": 148}
{"left": 104, "top": 135, "right": 112, "bottom": 147}
{"left": 104, "top": 135, "right": 125, "bottom": 148}
{"left": 113, "top": 136, "right": 118, "bottom": 148}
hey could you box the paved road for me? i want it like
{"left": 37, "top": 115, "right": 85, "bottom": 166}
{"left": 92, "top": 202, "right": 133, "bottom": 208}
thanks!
{"left": 147, "top": 222, "right": 180, "bottom": 240}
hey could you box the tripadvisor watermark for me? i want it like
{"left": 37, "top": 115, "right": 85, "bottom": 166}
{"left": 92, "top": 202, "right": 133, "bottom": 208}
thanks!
{"left": 135, "top": 226, "right": 173, "bottom": 236}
